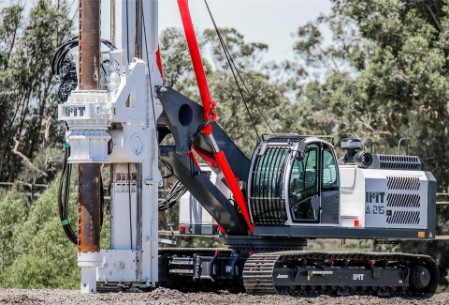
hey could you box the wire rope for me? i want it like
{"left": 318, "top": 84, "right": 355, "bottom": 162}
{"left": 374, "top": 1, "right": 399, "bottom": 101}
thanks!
{"left": 203, "top": 0, "right": 274, "bottom": 138}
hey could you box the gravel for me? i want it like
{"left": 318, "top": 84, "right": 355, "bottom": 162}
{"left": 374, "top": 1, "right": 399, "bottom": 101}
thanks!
{"left": 0, "top": 288, "right": 448, "bottom": 305}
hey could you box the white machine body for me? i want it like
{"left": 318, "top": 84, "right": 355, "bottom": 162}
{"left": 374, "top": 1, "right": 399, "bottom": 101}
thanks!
{"left": 339, "top": 165, "right": 432, "bottom": 230}
{"left": 178, "top": 165, "right": 230, "bottom": 235}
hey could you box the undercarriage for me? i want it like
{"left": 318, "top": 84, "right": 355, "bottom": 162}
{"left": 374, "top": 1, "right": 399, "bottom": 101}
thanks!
{"left": 157, "top": 247, "right": 438, "bottom": 297}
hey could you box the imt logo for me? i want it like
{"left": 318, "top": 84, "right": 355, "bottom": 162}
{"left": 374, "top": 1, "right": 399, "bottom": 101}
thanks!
{"left": 366, "top": 191, "right": 385, "bottom": 204}
{"left": 353, "top": 274, "right": 364, "bottom": 281}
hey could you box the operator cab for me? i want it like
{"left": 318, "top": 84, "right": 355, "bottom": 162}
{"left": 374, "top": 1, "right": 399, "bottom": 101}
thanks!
{"left": 248, "top": 134, "right": 340, "bottom": 226}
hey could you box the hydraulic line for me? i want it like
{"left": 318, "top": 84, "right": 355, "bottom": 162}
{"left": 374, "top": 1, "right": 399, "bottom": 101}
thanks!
{"left": 127, "top": 163, "right": 133, "bottom": 249}
{"left": 203, "top": 0, "right": 274, "bottom": 136}
{"left": 158, "top": 180, "right": 187, "bottom": 211}
{"left": 57, "top": 144, "right": 105, "bottom": 245}
{"left": 58, "top": 144, "right": 77, "bottom": 244}
{"left": 52, "top": 37, "right": 117, "bottom": 104}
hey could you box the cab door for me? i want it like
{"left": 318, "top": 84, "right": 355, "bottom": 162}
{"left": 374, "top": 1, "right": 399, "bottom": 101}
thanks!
{"left": 288, "top": 142, "right": 339, "bottom": 224}
{"left": 288, "top": 143, "right": 320, "bottom": 223}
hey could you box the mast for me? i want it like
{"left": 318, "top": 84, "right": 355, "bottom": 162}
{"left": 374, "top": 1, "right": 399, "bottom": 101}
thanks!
{"left": 77, "top": 0, "right": 102, "bottom": 293}
{"left": 58, "top": 0, "right": 162, "bottom": 293}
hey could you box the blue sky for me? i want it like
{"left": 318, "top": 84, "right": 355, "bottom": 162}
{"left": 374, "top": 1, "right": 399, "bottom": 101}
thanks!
{"left": 0, "top": 0, "right": 332, "bottom": 62}
{"left": 157, "top": 0, "right": 331, "bottom": 62}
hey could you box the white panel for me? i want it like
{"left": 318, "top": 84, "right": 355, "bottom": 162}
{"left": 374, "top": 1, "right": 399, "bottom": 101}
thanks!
{"left": 111, "top": 185, "right": 138, "bottom": 249}
{"left": 97, "top": 250, "right": 138, "bottom": 282}
{"left": 339, "top": 165, "right": 430, "bottom": 230}
{"left": 339, "top": 165, "right": 366, "bottom": 227}
{"left": 363, "top": 169, "right": 428, "bottom": 229}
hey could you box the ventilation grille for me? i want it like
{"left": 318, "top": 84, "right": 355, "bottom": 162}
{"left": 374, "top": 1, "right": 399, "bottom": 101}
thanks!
{"left": 386, "top": 194, "right": 420, "bottom": 208}
{"left": 371, "top": 154, "right": 421, "bottom": 170}
{"left": 387, "top": 176, "right": 420, "bottom": 190}
{"left": 387, "top": 211, "right": 420, "bottom": 225}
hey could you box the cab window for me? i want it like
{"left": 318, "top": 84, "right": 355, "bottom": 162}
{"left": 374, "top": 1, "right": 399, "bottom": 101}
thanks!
{"left": 322, "top": 146, "right": 339, "bottom": 190}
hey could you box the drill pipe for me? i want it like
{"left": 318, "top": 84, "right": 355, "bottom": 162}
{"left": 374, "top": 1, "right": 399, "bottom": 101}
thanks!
{"left": 78, "top": 0, "right": 101, "bottom": 253}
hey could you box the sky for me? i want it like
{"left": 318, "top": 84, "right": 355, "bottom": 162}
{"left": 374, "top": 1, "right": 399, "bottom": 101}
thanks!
{"left": 157, "top": 0, "right": 331, "bottom": 62}
{"left": 0, "top": 0, "right": 332, "bottom": 62}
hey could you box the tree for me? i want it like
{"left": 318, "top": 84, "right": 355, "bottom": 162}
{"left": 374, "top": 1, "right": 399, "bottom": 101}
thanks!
{"left": 291, "top": 0, "right": 449, "bottom": 288}
{"left": 160, "top": 27, "right": 290, "bottom": 155}
{"left": 0, "top": 1, "right": 72, "bottom": 183}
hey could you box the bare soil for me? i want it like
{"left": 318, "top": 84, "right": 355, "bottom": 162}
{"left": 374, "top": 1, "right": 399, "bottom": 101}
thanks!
{"left": 0, "top": 288, "right": 448, "bottom": 305}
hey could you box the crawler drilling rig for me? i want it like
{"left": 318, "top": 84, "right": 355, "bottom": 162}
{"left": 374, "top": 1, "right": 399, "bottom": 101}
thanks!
{"left": 55, "top": 0, "right": 438, "bottom": 296}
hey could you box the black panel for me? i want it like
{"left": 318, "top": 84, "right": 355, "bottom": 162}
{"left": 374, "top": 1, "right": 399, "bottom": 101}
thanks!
{"left": 157, "top": 87, "right": 251, "bottom": 183}
{"left": 157, "top": 88, "right": 204, "bottom": 153}
{"left": 160, "top": 146, "right": 248, "bottom": 235}
{"left": 192, "top": 125, "right": 251, "bottom": 183}
{"left": 426, "top": 172, "right": 436, "bottom": 236}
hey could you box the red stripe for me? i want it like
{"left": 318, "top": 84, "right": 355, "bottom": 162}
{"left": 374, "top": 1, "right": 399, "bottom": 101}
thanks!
{"left": 156, "top": 45, "right": 164, "bottom": 81}
{"left": 214, "top": 151, "right": 254, "bottom": 233}
{"left": 188, "top": 150, "right": 225, "bottom": 234}
{"left": 177, "top": 0, "right": 253, "bottom": 233}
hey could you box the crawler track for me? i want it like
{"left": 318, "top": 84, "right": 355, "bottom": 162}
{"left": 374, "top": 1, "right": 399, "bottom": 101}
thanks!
{"left": 158, "top": 248, "right": 438, "bottom": 297}
{"left": 243, "top": 251, "right": 438, "bottom": 297}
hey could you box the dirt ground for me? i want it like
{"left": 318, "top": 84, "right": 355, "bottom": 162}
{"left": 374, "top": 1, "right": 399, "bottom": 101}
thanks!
{"left": 0, "top": 288, "right": 448, "bottom": 305}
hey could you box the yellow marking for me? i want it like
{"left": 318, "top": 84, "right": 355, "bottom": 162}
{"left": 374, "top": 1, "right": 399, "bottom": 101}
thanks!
{"left": 418, "top": 231, "right": 425, "bottom": 238}
{"left": 429, "top": 232, "right": 433, "bottom": 238}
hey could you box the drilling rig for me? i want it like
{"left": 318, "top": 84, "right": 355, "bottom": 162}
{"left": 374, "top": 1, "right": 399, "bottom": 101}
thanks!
{"left": 55, "top": 0, "right": 439, "bottom": 296}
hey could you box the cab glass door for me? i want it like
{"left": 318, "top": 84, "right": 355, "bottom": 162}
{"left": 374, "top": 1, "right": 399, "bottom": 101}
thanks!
{"left": 288, "top": 143, "right": 320, "bottom": 222}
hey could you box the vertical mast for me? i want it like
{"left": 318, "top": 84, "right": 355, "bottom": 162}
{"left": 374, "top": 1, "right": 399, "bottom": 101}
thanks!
{"left": 79, "top": 0, "right": 101, "bottom": 90}
{"left": 58, "top": 0, "right": 162, "bottom": 293}
{"left": 78, "top": 0, "right": 102, "bottom": 293}
{"left": 135, "top": 0, "right": 143, "bottom": 58}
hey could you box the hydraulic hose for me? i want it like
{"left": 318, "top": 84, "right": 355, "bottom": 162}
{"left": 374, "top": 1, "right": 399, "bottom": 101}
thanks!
{"left": 57, "top": 143, "right": 104, "bottom": 245}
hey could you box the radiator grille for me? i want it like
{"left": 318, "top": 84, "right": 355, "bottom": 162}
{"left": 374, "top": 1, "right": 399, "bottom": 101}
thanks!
{"left": 386, "top": 211, "right": 420, "bottom": 225}
{"left": 376, "top": 154, "right": 421, "bottom": 170}
{"left": 387, "top": 176, "right": 420, "bottom": 191}
{"left": 386, "top": 193, "right": 421, "bottom": 208}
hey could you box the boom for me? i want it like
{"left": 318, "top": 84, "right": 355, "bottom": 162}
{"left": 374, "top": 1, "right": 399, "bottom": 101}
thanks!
{"left": 176, "top": 0, "right": 253, "bottom": 233}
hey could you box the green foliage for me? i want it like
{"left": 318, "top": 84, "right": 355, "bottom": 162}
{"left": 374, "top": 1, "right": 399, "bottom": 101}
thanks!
{"left": 0, "top": 173, "right": 110, "bottom": 288}
{"left": 0, "top": 180, "right": 79, "bottom": 288}
{"left": 292, "top": 0, "right": 449, "bottom": 178}
{"left": 176, "top": 236, "right": 224, "bottom": 249}
{"left": 0, "top": 189, "right": 27, "bottom": 271}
